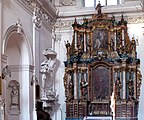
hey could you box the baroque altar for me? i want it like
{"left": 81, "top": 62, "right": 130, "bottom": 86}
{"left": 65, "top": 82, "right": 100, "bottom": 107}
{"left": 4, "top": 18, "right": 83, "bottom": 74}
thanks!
{"left": 63, "top": 3, "right": 142, "bottom": 120}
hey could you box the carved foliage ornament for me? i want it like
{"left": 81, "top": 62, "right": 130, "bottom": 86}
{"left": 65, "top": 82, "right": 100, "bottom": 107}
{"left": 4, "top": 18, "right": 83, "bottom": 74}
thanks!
{"left": 60, "top": 0, "right": 76, "bottom": 6}
{"left": 18, "top": 0, "right": 56, "bottom": 27}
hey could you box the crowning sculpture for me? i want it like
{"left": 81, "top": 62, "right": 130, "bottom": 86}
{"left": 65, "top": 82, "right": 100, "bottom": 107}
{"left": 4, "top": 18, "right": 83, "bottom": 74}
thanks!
{"left": 63, "top": 3, "right": 142, "bottom": 120}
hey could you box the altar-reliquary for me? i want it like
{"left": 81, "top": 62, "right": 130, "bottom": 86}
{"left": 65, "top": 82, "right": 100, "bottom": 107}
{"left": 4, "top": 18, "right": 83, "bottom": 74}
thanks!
{"left": 63, "top": 4, "right": 142, "bottom": 120}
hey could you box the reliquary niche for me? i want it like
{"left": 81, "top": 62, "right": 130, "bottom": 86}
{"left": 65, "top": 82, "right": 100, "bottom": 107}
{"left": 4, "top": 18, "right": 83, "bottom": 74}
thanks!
{"left": 63, "top": 3, "right": 142, "bottom": 120}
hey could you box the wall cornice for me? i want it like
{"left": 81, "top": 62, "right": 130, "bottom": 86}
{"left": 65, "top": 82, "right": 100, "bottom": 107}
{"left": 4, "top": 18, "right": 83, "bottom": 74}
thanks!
{"left": 9, "top": 65, "right": 34, "bottom": 72}
{"left": 55, "top": 13, "right": 144, "bottom": 31}
{"left": 16, "top": 0, "right": 58, "bottom": 30}
{"left": 58, "top": 1, "right": 142, "bottom": 18}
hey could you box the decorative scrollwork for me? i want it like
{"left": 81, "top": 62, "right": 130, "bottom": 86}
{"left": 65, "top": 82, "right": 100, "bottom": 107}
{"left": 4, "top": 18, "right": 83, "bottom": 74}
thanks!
{"left": 60, "top": 0, "right": 75, "bottom": 6}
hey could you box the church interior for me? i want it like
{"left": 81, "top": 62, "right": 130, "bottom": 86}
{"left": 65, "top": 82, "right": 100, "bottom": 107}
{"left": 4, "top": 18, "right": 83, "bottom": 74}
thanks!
{"left": 0, "top": 0, "right": 144, "bottom": 120}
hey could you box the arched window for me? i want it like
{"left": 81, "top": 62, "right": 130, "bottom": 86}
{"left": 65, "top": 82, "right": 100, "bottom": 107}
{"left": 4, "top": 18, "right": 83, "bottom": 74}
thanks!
{"left": 84, "top": 0, "right": 122, "bottom": 7}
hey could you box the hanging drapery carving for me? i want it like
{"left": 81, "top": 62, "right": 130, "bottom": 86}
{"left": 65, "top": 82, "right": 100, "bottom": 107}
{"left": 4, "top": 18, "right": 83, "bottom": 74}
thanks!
{"left": 63, "top": 2, "right": 142, "bottom": 120}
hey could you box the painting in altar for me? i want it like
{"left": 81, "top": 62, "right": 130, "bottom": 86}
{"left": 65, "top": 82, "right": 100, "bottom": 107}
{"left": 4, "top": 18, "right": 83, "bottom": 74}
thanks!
{"left": 92, "top": 28, "right": 108, "bottom": 50}
{"left": 92, "top": 66, "right": 110, "bottom": 100}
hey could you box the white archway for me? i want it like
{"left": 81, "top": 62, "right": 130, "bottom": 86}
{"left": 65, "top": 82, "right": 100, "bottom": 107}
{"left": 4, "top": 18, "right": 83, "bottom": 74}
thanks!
{"left": 2, "top": 25, "right": 34, "bottom": 120}
{"left": 2, "top": 25, "right": 33, "bottom": 65}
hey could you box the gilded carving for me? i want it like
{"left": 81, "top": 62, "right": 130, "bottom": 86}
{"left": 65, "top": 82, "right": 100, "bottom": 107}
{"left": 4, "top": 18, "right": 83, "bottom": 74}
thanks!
{"left": 137, "top": 69, "right": 142, "bottom": 100}
{"left": 63, "top": 4, "right": 142, "bottom": 119}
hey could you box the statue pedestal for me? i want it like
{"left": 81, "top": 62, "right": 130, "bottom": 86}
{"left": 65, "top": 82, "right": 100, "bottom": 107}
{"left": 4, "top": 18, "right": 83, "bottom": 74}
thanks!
{"left": 41, "top": 89, "right": 58, "bottom": 111}
{"left": 9, "top": 105, "right": 20, "bottom": 115}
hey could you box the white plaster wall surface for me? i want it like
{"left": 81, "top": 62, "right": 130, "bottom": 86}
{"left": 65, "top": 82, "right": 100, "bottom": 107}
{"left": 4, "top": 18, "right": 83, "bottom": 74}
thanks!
{"left": 54, "top": 31, "right": 73, "bottom": 120}
{"left": 2, "top": 0, "right": 33, "bottom": 46}
{"left": 1, "top": 0, "right": 55, "bottom": 120}
{"left": 2, "top": 0, "right": 54, "bottom": 59}
{"left": 127, "top": 23, "right": 144, "bottom": 120}
{"left": 2, "top": 1, "right": 33, "bottom": 118}
{"left": 40, "top": 25, "right": 52, "bottom": 60}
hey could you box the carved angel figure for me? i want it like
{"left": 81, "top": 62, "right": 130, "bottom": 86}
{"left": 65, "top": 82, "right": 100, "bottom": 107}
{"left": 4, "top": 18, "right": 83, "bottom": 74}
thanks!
{"left": 80, "top": 78, "right": 89, "bottom": 98}
{"left": 115, "top": 77, "right": 122, "bottom": 99}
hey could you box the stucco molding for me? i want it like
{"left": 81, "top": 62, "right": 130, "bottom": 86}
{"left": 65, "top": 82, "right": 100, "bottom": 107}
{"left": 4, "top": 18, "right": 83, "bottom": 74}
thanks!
{"left": 128, "top": 16, "right": 144, "bottom": 24}
{"left": 9, "top": 65, "right": 34, "bottom": 72}
{"left": 55, "top": 13, "right": 144, "bottom": 31}
{"left": 58, "top": 1, "right": 142, "bottom": 17}
{"left": 16, "top": 0, "right": 57, "bottom": 29}
{"left": 1, "top": 54, "right": 7, "bottom": 64}
{"left": 60, "top": 0, "right": 76, "bottom": 6}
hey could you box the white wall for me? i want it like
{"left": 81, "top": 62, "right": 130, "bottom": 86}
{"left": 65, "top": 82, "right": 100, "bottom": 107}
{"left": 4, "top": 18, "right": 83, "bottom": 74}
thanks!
{"left": 127, "top": 23, "right": 144, "bottom": 120}
{"left": 1, "top": 0, "right": 55, "bottom": 120}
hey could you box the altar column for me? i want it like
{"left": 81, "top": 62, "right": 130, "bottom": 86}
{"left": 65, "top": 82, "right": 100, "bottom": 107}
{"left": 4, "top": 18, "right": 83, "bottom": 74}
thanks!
{"left": 74, "top": 31, "right": 78, "bottom": 50}
{"left": 122, "top": 60, "right": 126, "bottom": 99}
{"left": 84, "top": 32, "right": 87, "bottom": 52}
{"left": 73, "top": 63, "right": 78, "bottom": 99}
{"left": 133, "top": 67, "right": 137, "bottom": 98}
{"left": 114, "top": 29, "right": 117, "bottom": 51}
{"left": 122, "top": 27, "right": 125, "bottom": 47}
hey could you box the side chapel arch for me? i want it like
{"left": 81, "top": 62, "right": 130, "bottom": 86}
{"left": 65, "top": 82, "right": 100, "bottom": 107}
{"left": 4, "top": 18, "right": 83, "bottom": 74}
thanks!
{"left": 2, "top": 25, "right": 33, "bottom": 65}
{"left": 2, "top": 23, "right": 34, "bottom": 120}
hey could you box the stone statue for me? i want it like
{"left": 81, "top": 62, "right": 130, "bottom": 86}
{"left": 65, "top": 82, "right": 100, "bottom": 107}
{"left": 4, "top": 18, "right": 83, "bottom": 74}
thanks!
{"left": 95, "top": 1, "right": 103, "bottom": 16}
{"left": 80, "top": 78, "right": 89, "bottom": 98}
{"left": 40, "top": 48, "right": 57, "bottom": 98}
{"left": 110, "top": 92, "right": 115, "bottom": 114}
{"left": 8, "top": 80, "right": 20, "bottom": 115}
{"left": 115, "top": 77, "right": 122, "bottom": 99}
{"left": 69, "top": 79, "right": 74, "bottom": 100}
{"left": 11, "top": 86, "right": 19, "bottom": 106}
{"left": 127, "top": 78, "right": 134, "bottom": 100}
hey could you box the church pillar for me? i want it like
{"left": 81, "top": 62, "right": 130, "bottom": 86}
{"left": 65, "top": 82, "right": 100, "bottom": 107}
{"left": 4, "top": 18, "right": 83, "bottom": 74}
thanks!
{"left": 32, "top": 3, "right": 42, "bottom": 120}
{"left": 0, "top": 20, "right": 4, "bottom": 116}
{"left": 0, "top": 0, "right": 3, "bottom": 95}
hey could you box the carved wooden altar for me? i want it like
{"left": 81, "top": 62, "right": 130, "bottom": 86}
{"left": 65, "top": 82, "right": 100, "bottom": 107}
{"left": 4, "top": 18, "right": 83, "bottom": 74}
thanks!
{"left": 63, "top": 5, "right": 142, "bottom": 120}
